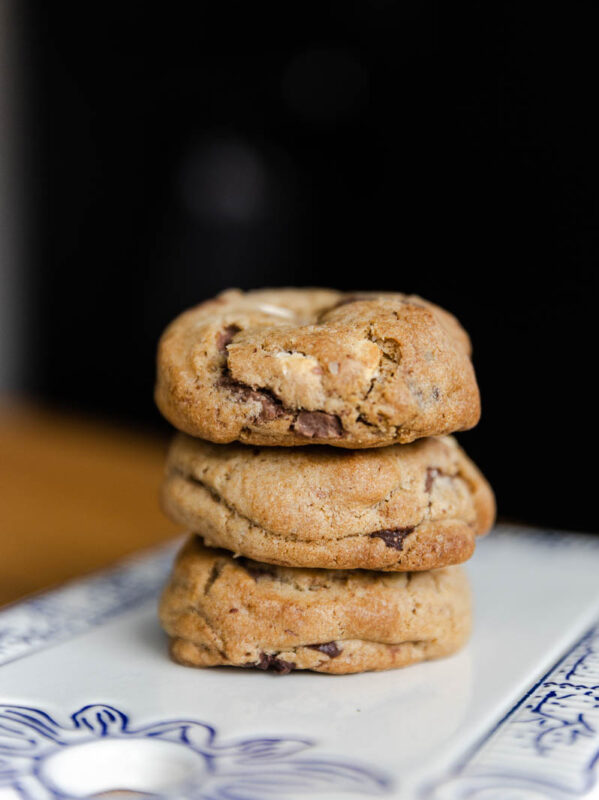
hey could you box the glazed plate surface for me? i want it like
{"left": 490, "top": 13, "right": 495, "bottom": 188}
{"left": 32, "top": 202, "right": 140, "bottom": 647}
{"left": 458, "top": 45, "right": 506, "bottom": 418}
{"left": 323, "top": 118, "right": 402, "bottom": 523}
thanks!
{"left": 2, "top": 525, "right": 599, "bottom": 800}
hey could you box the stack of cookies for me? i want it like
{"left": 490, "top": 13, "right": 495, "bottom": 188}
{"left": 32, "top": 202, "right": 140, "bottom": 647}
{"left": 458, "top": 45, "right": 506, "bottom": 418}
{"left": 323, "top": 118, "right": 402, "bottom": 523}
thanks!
{"left": 156, "top": 289, "right": 495, "bottom": 675}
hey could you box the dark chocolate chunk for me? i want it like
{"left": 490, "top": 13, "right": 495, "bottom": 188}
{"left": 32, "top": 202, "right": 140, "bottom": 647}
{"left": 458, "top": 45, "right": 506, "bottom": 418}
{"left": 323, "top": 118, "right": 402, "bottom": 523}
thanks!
{"left": 370, "top": 527, "right": 415, "bottom": 551}
{"left": 307, "top": 641, "right": 342, "bottom": 658}
{"left": 216, "top": 325, "right": 240, "bottom": 351}
{"left": 257, "top": 391, "right": 285, "bottom": 421}
{"left": 217, "top": 373, "right": 251, "bottom": 396}
{"left": 217, "top": 375, "right": 286, "bottom": 421}
{"left": 294, "top": 410, "right": 343, "bottom": 439}
{"left": 256, "top": 652, "right": 296, "bottom": 674}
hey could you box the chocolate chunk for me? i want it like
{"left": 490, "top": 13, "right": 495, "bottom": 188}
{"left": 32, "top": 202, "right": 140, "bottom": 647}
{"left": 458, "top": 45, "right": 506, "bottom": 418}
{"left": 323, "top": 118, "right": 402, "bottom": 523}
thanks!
{"left": 216, "top": 325, "right": 240, "bottom": 351}
{"left": 425, "top": 467, "right": 443, "bottom": 492}
{"left": 217, "top": 375, "right": 286, "bottom": 421}
{"left": 370, "top": 527, "right": 415, "bottom": 551}
{"left": 431, "top": 385, "right": 440, "bottom": 400}
{"left": 295, "top": 411, "right": 343, "bottom": 439}
{"left": 307, "top": 642, "right": 342, "bottom": 658}
{"left": 256, "top": 652, "right": 296, "bottom": 674}
{"left": 217, "top": 374, "right": 252, "bottom": 397}
{"left": 257, "top": 391, "right": 285, "bottom": 421}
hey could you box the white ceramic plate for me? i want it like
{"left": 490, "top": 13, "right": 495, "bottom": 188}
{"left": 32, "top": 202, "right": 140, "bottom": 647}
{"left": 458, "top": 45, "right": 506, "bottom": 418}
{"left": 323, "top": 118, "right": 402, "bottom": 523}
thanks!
{"left": 2, "top": 525, "right": 599, "bottom": 800}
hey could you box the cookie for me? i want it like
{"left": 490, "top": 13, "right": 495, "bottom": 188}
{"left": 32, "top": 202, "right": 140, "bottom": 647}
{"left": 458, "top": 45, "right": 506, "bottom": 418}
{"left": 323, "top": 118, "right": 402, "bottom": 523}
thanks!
{"left": 155, "top": 288, "right": 480, "bottom": 448}
{"left": 161, "top": 433, "right": 495, "bottom": 571}
{"left": 159, "top": 536, "right": 472, "bottom": 675}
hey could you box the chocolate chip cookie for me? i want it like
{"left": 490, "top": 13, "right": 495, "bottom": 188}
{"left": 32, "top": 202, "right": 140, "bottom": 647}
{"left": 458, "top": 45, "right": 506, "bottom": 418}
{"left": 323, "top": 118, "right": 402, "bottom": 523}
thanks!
{"left": 161, "top": 433, "right": 495, "bottom": 571}
{"left": 159, "top": 536, "right": 472, "bottom": 674}
{"left": 155, "top": 288, "right": 480, "bottom": 448}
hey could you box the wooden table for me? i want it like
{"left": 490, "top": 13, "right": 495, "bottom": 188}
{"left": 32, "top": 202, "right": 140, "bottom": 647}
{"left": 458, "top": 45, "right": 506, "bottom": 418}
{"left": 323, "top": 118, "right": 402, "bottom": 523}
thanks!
{"left": 0, "top": 405, "right": 179, "bottom": 606}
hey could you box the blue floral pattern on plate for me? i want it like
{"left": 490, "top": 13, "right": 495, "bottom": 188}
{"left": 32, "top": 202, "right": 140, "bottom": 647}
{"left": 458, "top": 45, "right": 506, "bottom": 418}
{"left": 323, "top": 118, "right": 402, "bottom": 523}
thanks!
{"left": 426, "top": 624, "right": 599, "bottom": 799}
{"left": 0, "top": 703, "right": 390, "bottom": 799}
{"left": 4, "top": 527, "right": 599, "bottom": 799}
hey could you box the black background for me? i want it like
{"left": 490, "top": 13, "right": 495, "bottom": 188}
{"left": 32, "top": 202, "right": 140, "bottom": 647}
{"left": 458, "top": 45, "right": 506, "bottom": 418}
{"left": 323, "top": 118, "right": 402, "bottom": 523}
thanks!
{"left": 21, "top": 3, "right": 597, "bottom": 531}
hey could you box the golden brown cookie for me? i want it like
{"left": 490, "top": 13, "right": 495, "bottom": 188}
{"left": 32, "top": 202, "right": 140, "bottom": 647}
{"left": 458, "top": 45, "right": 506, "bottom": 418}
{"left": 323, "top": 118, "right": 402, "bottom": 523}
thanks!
{"left": 159, "top": 536, "right": 472, "bottom": 675}
{"left": 155, "top": 288, "right": 480, "bottom": 448}
{"left": 161, "top": 433, "right": 495, "bottom": 571}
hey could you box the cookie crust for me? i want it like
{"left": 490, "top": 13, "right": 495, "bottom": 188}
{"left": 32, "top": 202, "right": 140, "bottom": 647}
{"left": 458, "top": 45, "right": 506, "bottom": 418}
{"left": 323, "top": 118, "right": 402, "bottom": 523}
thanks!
{"left": 155, "top": 288, "right": 481, "bottom": 448}
{"left": 159, "top": 536, "right": 472, "bottom": 675}
{"left": 161, "top": 433, "right": 495, "bottom": 571}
